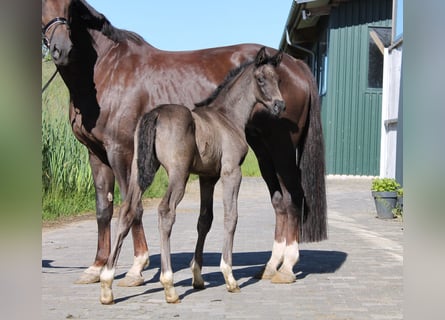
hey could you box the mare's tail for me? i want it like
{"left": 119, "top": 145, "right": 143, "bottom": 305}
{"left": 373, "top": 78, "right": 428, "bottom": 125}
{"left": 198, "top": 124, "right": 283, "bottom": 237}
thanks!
{"left": 136, "top": 111, "right": 161, "bottom": 191}
{"left": 299, "top": 73, "right": 328, "bottom": 242}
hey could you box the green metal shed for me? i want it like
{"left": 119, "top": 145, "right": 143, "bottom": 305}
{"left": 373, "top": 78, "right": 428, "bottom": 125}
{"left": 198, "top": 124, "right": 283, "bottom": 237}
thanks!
{"left": 280, "top": 0, "right": 393, "bottom": 176}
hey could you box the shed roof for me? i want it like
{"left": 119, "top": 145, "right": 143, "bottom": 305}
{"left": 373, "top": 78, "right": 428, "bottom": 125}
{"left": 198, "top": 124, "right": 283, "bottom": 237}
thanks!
{"left": 279, "top": 0, "right": 354, "bottom": 50}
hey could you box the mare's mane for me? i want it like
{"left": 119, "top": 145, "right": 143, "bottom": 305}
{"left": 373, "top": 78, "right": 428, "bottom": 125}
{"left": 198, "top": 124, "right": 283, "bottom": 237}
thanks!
{"left": 69, "top": 0, "right": 145, "bottom": 45}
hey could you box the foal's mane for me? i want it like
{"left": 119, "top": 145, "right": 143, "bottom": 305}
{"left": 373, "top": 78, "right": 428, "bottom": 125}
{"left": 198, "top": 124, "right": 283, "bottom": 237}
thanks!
{"left": 195, "top": 60, "right": 254, "bottom": 107}
{"left": 69, "top": 0, "right": 145, "bottom": 45}
{"left": 195, "top": 50, "right": 280, "bottom": 108}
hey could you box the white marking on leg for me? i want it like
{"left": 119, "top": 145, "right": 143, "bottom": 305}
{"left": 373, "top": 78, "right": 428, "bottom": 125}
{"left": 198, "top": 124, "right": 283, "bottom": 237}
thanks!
{"left": 267, "top": 240, "right": 286, "bottom": 269}
{"left": 127, "top": 252, "right": 149, "bottom": 276}
{"left": 160, "top": 270, "right": 179, "bottom": 303}
{"left": 280, "top": 241, "right": 299, "bottom": 274}
{"left": 160, "top": 270, "right": 173, "bottom": 286}
{"left": 191, "top": 260, "right": 205, "bottom": 289}
{"left": 107, "top": 192, "right": 113, "bottom": 202}
{"left": 84, "top": 265, "right": 102, "bottom": 275}
{"left": 220, "top": 258, "right": 239, "bottom": 292}
{"left": 100, "top": 267, "right": 116, "bottom": 304}
{"left": 100, "top": 267, "right": 115, "bottom": 283}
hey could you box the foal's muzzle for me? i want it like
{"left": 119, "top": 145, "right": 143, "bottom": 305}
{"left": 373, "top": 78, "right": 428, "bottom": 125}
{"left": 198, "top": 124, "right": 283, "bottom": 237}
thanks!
{"left": 273, "top": 100, "right": 286, "bottom": 115}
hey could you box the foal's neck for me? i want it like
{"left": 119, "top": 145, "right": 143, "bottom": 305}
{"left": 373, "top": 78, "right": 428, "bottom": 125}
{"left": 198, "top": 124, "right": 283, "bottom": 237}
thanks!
{"left": 210, "top": 67, "right": 257, "bottom": 129}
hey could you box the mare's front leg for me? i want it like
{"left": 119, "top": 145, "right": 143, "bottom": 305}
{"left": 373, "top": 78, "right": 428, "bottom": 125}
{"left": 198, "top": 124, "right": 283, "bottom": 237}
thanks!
{"left": 220, "top": 167, "right": 242, "bottom": 293}
{"left": 75, "top": 154, "right": 114, "bottom": 284}
{"left": 190, "top": 176, "right": 219, "bottom": 289}
{"left": 100, "top": 183, "right": 144, "bottom": 304}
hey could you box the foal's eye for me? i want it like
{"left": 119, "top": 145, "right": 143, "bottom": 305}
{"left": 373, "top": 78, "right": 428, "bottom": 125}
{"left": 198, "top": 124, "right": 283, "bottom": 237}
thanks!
{"left": 257, "top": 76, "right": 265, "bottom": 85}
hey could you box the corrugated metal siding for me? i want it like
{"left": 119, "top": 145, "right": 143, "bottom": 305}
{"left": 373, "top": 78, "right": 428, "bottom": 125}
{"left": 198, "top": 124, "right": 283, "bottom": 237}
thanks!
{"left": 321, "top": 0, "right": 392, "bottom": 176}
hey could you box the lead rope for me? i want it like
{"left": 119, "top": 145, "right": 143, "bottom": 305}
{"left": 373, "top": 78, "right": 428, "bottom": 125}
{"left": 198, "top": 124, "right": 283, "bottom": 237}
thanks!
{"left": 42, "top": 68, "right": 59, "bottom": 93}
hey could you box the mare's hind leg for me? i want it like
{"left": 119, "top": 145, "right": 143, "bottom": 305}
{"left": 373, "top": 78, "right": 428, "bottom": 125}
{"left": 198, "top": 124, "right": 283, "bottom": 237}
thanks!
{"left": 247, "top": 132, "right": 300, "bottom": 282}
{"left": 269, "top": 159, "right": 303, "bottom": 284}
{"left": 190, "top": 176, "right": 219, "bottom": 290}
{"left": 270, "top": 181, "right": 300, "bottom": 284}
{"left": 76, "top": 154, "right": 114, "bottom": 284}
{"left": 158, "top": 174, "right": 188, "bottom": 303}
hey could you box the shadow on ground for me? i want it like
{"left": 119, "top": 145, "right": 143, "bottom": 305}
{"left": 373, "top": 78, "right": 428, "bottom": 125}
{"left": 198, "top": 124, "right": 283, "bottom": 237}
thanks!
{"left": 42, "top": 249, "right": 346, "bottom": 303}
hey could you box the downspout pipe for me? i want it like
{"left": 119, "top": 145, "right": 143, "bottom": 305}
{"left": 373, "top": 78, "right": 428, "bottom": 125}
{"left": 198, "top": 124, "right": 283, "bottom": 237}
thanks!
{"left": 285, "top": 27, "right": 316, "bottom": 75}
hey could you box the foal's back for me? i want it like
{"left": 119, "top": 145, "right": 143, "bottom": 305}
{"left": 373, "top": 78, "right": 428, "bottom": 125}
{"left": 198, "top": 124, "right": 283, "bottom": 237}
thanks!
{"left": 153, "top": 104, "right": 248, "bottom": 178}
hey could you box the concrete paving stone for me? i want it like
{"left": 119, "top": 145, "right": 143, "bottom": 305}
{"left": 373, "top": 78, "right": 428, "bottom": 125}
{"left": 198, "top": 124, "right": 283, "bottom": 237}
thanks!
{"left": 42, "top": 177, "right": 403, "bottom": 319}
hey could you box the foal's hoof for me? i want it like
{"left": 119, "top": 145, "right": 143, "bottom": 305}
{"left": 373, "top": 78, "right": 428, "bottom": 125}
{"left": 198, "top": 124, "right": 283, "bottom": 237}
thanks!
{"left": 166, "top": 295, "right": 181, "bottom": 304}
{"left": 117, "top": 274, "right": 144, "bottom": 287}
{"left": 227, "top": 286, "right": 241, "bottom": 293}
{"left": 74, "top": 271, "right": 100, "bottom": 284}
{"left": 254, "top": 265, "right": 276, "bottom": 280}
{"left": 270, "top": 270, "right": 296, "bottom": 284}
{"left": 192, "top": 282, "right": 206, "bottom": 290}
{"left": 100, "top": 287, "right": 114, "bottom": 305}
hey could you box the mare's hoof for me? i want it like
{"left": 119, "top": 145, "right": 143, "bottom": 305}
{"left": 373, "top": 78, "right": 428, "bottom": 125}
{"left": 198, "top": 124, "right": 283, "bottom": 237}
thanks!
{"left": 254, "top": 265, "right": 276, "bottom": 280}
{"left": 74, "top": 272, "right": 100, "bottom": 284}
{"left": 117, "top": 274, "right": 144, "bottom": 287}
{"left": 270, "top": 270, "right": 296, "bottom": 284}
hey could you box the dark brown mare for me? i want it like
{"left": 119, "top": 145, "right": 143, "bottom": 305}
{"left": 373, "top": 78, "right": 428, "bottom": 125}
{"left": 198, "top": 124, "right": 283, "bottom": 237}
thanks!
{"left": 100, "top": 48, "right": 286, "bottom": 304}
{"left": 42, "top": 0, "right": 327, "bottom": 290}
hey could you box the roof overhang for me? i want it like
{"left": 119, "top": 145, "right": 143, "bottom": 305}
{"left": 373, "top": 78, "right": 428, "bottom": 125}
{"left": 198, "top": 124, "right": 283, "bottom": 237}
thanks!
{"left": 279, "top": 0, "right": 352, "bottom": 50}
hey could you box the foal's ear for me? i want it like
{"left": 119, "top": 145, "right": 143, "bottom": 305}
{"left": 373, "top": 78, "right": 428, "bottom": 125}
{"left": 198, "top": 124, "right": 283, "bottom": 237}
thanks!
{"left": 255, "top": 47, "right": 268, "bottom": 67}
{"left": 271, "top": 51, "right": 283, "bottom": 67}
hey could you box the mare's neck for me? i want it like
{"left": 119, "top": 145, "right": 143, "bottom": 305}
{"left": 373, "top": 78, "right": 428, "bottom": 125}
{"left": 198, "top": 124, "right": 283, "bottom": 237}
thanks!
{"left": 57, "top": 29, "right": 114, "bottom": 97}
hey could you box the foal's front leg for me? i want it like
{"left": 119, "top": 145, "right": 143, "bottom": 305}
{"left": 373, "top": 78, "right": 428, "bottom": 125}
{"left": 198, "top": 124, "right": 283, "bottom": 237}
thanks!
{"left": 220, "top": 168, "right": 242, "bottom": 293}
{"left": 190, "top": 176, "right": 219, "bottom": 290}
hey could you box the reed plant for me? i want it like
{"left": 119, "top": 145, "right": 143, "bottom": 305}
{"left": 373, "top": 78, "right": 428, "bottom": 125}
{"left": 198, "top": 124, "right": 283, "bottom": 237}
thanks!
{"left": 42, "top": 61, "right": 260, "bottom": 221}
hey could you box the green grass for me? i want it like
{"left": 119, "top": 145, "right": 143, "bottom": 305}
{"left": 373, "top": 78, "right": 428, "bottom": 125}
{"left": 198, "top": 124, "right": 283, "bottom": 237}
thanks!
{"left": 42, "top": 61, "right": 260, "bottom": 221}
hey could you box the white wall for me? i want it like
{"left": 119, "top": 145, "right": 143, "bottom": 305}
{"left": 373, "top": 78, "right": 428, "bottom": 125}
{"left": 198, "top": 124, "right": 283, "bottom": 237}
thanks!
{"left": 380, "top": 47, "right": 402, "bottom": 178}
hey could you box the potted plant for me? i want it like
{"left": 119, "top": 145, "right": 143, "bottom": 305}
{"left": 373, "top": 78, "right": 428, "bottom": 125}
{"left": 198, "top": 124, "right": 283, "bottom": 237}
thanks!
{"left": 371, "top": 178, "right": 401, "bottom": 219}
{"left": 393, "top": 188, "right": 403, "bottom": 219}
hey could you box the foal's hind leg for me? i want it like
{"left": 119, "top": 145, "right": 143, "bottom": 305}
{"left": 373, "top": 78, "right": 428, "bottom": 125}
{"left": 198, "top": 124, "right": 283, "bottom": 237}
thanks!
{"left": 190, "top": 176, "right": 219, "bottom": 289}
{"left": 113, "top": 161, "right": 149, "bottom": 287}
{"left": 100, "top": 186, "right": 143, "bottom": 304}
{"left": 158, "top": 174, "right": 188, "bottom": 303}
{"left": 117, "top": 199, "right": 148, "bottom": 287}
{"left": 219, "top": 167, "right": 242, "bottom": 293}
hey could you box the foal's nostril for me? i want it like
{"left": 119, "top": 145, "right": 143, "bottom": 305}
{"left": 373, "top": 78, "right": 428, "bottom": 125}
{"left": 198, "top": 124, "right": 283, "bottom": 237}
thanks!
{"left": 274, "top": 100, "right": 285, "bottom": 114}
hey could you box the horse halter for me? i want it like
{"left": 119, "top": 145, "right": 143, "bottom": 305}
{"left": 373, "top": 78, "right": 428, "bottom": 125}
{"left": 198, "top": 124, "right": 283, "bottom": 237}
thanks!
{"left": 42, "top": 17, "right": 68, "bottom": 48}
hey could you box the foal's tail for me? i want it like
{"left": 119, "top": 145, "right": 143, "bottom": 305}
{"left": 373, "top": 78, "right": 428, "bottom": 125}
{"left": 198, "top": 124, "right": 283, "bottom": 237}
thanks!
{"left": 299, "top": 74, "right": 328, "bottom": 242}
{"left": 136, "top": 111, "right": 161, "bottom": 191}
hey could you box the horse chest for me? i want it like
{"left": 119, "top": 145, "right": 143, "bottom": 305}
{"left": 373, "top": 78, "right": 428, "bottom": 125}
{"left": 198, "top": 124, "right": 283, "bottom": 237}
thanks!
{"left": 70, "top": 107, "right": 104, "bottom": 151}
